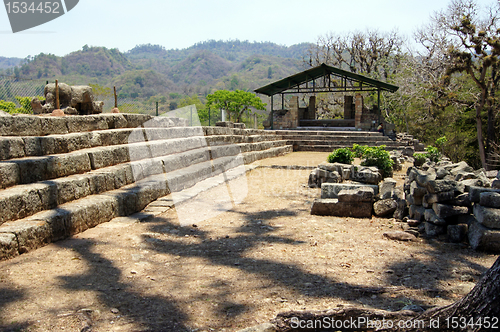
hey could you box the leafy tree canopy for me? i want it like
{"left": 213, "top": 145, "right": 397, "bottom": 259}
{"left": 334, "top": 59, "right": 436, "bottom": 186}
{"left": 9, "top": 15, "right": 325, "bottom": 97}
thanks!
{"left": 206, "top": 90, "right": 266, "bottom": 123}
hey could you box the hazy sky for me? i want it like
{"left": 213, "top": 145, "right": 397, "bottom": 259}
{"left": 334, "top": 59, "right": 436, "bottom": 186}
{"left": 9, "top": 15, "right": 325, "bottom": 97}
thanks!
{"left": 0, "top": 0, "right": 497, "bottom": 59}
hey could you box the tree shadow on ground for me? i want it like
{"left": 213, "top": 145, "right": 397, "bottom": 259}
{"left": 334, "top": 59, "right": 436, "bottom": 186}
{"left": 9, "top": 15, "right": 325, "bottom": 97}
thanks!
{"left": 0, "top": 287, "right": 30, "bottom": 332}
{"left": 382, "top": 237, "right": 494, "bottom": 309}
{"left": 55, "top": 239, "right": 191, "bottom": 331}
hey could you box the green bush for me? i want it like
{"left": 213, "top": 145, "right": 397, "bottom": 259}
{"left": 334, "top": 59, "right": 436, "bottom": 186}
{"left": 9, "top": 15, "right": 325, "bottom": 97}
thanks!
{"left": 360, "top": 145, "right": 394, "bottom": 177}
{"left": 352, "top": 144, "right": 369, "bottom": 158}
{"left": 424, "top": 145, "right": 441, "bottom": 163}
{"left": 327, "top": 147, "right": 354, "bottom": 164}
{"left": 413, "top": 152, "right": 427, "bottom": 165}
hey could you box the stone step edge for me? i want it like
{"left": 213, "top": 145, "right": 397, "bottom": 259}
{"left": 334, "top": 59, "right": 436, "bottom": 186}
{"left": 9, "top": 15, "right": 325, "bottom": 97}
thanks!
{"left": 0, "top": 142, "right": 291, "bottom": 224}
{"left": 0, "top": 125, "right": 283, "bottom": 161}
{"left": 0, "top": 137, "right": 289, "bottom": 189}
{"left": 0, "top": 146, "right": 292, "bottom": 260}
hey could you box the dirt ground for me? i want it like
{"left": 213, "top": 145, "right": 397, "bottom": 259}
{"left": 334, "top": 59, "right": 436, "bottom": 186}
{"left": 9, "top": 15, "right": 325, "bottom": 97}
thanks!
{"left": 0, "top": 152, "right": 498, "bottom": 332}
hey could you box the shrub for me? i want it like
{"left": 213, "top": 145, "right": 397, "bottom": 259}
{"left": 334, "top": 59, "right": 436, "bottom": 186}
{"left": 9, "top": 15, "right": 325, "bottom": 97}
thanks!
{"left": 425, "top": 145, "right": 441, "bottom": 163}
{"left": 327, "top": 147, "right": 354, "bottom": 164}
{"left": 352, "top": 144, "right": 369, "bottom": 158}
{"left": 413, "top": 152, "right": 427, "bottom": 166}
{"left": 360, "top": 145, "right": 394, "bottom": 177}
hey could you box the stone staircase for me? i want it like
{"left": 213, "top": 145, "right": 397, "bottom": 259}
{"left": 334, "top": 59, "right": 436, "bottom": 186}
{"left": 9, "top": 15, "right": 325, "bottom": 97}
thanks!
{"left": 273, "top": 129, "right": 413, "bottom": 152}
{"left": 0, "top": 113, "right": 292, "bottom": 260}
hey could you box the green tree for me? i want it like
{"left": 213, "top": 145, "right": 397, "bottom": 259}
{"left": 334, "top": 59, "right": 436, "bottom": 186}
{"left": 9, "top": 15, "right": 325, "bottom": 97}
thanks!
{"left": 424, "top": 0, "right": 500, "bottom": 169}
{"left": 206, "top": 90, "right": 266, "bottom": 123}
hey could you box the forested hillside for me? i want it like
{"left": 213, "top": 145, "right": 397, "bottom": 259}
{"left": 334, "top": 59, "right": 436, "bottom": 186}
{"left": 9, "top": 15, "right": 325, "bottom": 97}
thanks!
{"left": 0, "top": 40, "right": 309, "bottom": 101}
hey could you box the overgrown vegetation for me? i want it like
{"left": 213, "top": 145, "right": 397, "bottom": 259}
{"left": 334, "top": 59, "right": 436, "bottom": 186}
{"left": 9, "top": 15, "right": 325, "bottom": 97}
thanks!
{"left": 327, "top": 148, "right": 354, "bottom": 164}
{"left": 0, "top": 96, "right": 44, "bottom": 114}
{"left": 327, "top": 144, "right": 394, "bottom": 177}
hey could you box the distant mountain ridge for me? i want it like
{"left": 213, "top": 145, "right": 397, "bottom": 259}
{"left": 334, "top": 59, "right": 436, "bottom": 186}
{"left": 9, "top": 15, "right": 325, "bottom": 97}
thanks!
{"left": 0, "top": 40, "right": 312, "bottom": 101}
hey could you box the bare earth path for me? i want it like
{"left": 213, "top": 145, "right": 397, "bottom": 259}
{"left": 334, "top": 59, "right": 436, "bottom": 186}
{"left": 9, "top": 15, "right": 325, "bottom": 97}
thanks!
{"left": 0, "top": 152, "right": 497, "bottom": 331}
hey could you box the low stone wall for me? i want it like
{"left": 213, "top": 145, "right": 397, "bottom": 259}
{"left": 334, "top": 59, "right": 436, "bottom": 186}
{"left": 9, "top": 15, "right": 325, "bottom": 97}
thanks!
{"left": 405, "top": 161, "right": 500, "bottom": 251}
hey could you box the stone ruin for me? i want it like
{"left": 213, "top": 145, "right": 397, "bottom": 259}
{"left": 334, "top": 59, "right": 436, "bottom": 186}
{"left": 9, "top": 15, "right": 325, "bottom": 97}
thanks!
{"left": 309, "top": 154, "right": 500, "bottom": 252}
{"left": 31, "top": 82, "right": 104, "bottom": 115}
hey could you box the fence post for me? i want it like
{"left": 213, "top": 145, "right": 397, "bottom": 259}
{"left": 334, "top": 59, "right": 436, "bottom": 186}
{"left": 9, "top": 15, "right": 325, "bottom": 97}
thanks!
{"left": 254, "top": 113, "right": 257, "bottom": 129}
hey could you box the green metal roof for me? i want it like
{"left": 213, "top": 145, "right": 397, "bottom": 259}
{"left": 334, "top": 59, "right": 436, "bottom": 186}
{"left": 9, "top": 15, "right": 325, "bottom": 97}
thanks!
{"left": 254, "top": 63, "right": 399, "bottom": 96}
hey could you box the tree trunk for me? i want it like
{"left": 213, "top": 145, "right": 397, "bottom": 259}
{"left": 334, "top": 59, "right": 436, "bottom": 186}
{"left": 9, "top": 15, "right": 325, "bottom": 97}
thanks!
{"left": 410, "top": 255, "right": 500, "bottom": 331}
{"left": 476, "top": 103, "right": 487, "bottom": 170}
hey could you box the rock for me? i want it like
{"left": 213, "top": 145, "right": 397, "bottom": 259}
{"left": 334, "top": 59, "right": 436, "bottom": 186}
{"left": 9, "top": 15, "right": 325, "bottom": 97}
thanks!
{"left": 468, "top": 220, "right": 500, "bottom": 252}
{"left": 0, "top": 110, "right": 12, "bottom": 117}
{"left": 308, "top": 168, "right": 341, "bottom": 188}
{"left": 410, "top": 181, "right": 427, "bottom": 198}
{"left": 479, "top": 192, "right": 500, "bottom": 208}
{"left": 374, "top": 199, "right": 398, "bottom": 217}
{"left": 454, "top": 171, "right": 477, "bottom": 182}
{"left": 379, "top": 178, "right": 397, "bottom": 199}
{"left": 425, "top": 209, "right": 447, "bottom": 226}
{"left": 415, "top": 169, "right": 437, "bottom": 187}
{"left": 447, "top": 224, "right": 468, "bottom": 243}
{"left": 425, "top": 222, "right": 446, "bottom": 237}
{"left": 448, "top": 161, "right": 474, "bottom": 175}
{"left": 474, "top": 205, "right": 500, "bottom": 229}
{"left": 436, "top": 167, "right": 450, "bottom": 179}
{"left": 407, "top": 219, "right": 422, "bottom": 227}
{"left": 469, "top": 186, "right": 500, "bottom": 203}
{"left": 485, "top": 170, "right": 498, "bottom": 178}
{"left": 409, "top": 205, "right": 426, "bottom": 221}
{"left": 424, "top": 190, "right": 455, "bottom": 204}
{"left": 311, "top": 198, "right": 372, "bottom": 218}
{"left": 383, "top": 231, "right": 417, "bottom": 241}
{"left": 493, "top": 179, "right": 500, "bottom": 189}
{"left": 425, "top": 179, "right": 457, "bottom": 194}
{"left": 433, "top": 203, "right": 469, "bottom": 219}
{"left": 351, "top": 166, "right": 382, "bottom": 184}
{"left": 337, "top": 187, "right": 374, "bottom": 202}
{"left": 321, "top": 183, "right": 379, "bottom": 199}
{"left": 111, "top": 107, "right": 120, "bottom": 113}
{"left": 0, "top": 233, "right": 19, "bottom": 260}
{"left": 446, "top": 193, "right": 472, "bottom": 208}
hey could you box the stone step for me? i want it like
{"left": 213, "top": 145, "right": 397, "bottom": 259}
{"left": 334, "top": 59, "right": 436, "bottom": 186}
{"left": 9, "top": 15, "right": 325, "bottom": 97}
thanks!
{"left": 0, "top": 144, "right": 291, "bottom": 260}
{"left": 280, "top": 135, "right": 387, "bottom": 142}
{"left": 0, "top": 135, "right": 289, "bottom": 189}
{"left": 0, "top": 140, "right": 290, "bottom": 224}
{"left": 0, "top": 126, "right": 283, "bottom": 161}
{"left": 272, "top": 130, "right": 382, "bottom": 137}
{"left": 293, "top": 143, "right": 408, "bottom": 152}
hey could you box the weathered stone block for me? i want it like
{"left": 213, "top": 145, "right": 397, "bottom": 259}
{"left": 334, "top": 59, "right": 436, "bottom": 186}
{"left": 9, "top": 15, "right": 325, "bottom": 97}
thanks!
{"left": 425, "top": 222, "right": 446, "bottom": 237}
{"left": 468, "top": 220, "right": 500, "bottom": 252}
{"left": 351, "top": 166, "right": 382, "bottom": 184}
{"left": 0, "top": 219, "right": 53, "bottom": 253}
{"left": 425, "top": 208, "right": 446, "bottom": 226}
{"left": 374, "top": 199, "right": 398, "bottom": 217}
{"left": 446, "top": 193, "right": 472, "bottom": 207}
{"left": 321, "top": 183, "right": 379, "bottom": 199}
{"left": 0, "top": 162, "right": 20, "bottom": 189}
{"left": 424, "top": 190, "right": 455, "bottom": 204}
{"left": 337, "top": 187, "right": 374, "bottom": 202}
{"left": 0, "top": 137, "right": 25, "bottom": 160}
{"left": 410, "top": 181, "right": 427, "bottom": 198}
{"left": 409, "top": 204, "right": 426, "bottom": 221}
{"left": 447, "top": 224, "right": 468, "bottom": 243}
{"left": 469, "top": 186, "right": 500, "bottom": 203}
{"left": 383, "top": 231, "right": 416, "bottom": 241}
{"left": 432, "top": 203, "right": 469, "bottom": 219}
{"left": 425, "top": 179, "right": 457, "bottom": 194}
{"left": 0, "top": 233, "right": 18, "bottom": 260}
{"left": 46, "top": 151, "right": 92, "bottom": 179}
{"left": 479, "top": 192, "right": 500, "bottom": 209}
{"left": 493, "top": 179, "right": 500, "bottom": 189}
{"left": 311, "top": 198, "right": 372, "bottom": 218}
{"left": 448, "top": 161, "right": 474, "bottom": 175}
{"left": 474, "top": 205, "right": 500, "bottom": 229}
{"left": 379, "top": 178, "right": 397, "bottom": 199}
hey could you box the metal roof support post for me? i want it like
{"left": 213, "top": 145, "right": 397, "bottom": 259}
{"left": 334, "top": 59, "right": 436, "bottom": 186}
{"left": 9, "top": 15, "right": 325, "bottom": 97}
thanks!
{"left": 282, "top": 93, "right": 284, "bottom": 110}
{"left": 270, "top": 95, "right": 274, "bottom": 130}
{"left": 377, "top": 88, "right": 381, "bottom": 124}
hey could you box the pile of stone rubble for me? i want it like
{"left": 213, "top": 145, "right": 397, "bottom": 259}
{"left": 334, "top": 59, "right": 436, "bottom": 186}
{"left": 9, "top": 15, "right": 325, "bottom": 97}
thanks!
{"left": 309, "top": 155, "right": 500, "bottom": 252}
{"left": 405, "top": 160, "right": 500, "bottom": 251}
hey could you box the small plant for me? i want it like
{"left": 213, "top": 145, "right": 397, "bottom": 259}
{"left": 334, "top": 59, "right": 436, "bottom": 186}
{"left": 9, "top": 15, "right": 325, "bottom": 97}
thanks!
{"left": 425, "top": 145, "right": 441, "bottom": 163}
{"left": 360, "top": 145, "right": 394, "bottom": 177}
{"left": 327, "top": 147, "right": 354, "bottom": 164}
{"left": 413, "top": 152, "right": 427, "bottom": 166}
{"left": 352, "top": 144, "right": 369, "bottom": 158}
